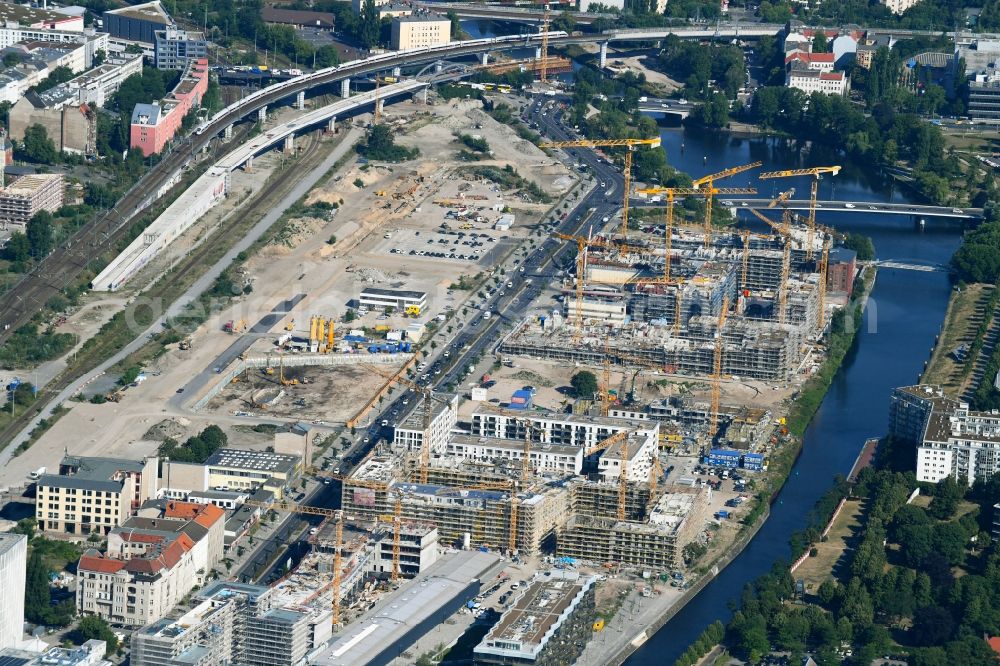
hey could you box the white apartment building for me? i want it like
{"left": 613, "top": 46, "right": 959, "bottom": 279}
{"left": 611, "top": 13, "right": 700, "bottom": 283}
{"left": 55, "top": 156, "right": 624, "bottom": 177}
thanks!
{"left": 77, "top": 534, "right": 197, "bottom": 627}
{"left": 36, "top": 455, "right": 158, "bottom": 535}
{"left": 891, "top": 384, "right": 1000, "bottom": 486}
{"left": 390, "top": 12, "right": 449, "bottom": 50}
{"left": 445, "top": 434, "right": 585, "bottom": 476}
{"left": 597, "top": 431, "right": 657, "bottom": 484}
{"left": 881, "top": 0, "right": 920, "bottom": 14}
{"left": 784, "top": 51, "right": 835, "bottom": 72}
{"left": 471, "top": 407, "right": 659, "bottom": 451}
{"left": 0, "top": 533, "right": 26, "bottom": 650}
{"left": 393, "top": 393, "right": 459, "bottom": 458}
{"left": 786, "top": 70, "right": 849, "bottom": 96}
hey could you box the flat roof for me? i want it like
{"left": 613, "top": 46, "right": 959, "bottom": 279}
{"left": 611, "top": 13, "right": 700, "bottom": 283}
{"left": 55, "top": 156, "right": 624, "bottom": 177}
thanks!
{"left": 311, "top": 550, "right": 501, "bottom": 666}
{"left": 359, "top": 286, "right": 427, "bottom": 300}
{"left": 105, "top": 1, "right": 172, "bottom": 25}
{"left": 204, "top": 448, "right": 300, "bottom": 473}
{"left": 476, "top": 570, "right": 593, "bottom": 660}
{"left": 0, "top": 532, "right": 25, "bottom": 557}
{"left": 449, "top": 433, "right": 580, "bottom": 457}
{"left": 395, "top": 11, "right": 448, "bottom": 22}
{"left": 0, "top": 2, "right": 73, "bottom": 25}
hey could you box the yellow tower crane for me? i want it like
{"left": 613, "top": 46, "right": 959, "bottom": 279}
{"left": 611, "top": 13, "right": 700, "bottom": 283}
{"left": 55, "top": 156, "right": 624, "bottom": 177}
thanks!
{"left": 539, "top": 3, "right": 551, "bottom": 83}
{"left": 635, "top": 183, "right": 758, "bottom": 266}
{"left": 361, "top": 364, "right": 451, "bottom": 484}
{"left": 539, "top": 138, "right": 662, "bottom": 242}
{"left": 376, "top": 497, "right": 403, "bottom": 582}
{"left": 582, "top": 430, "right": 632, "bottom": 521}
{"left": 691, "top": 161, "right": 762, "bottom": 249}
{"left": 758, "top": 166, "right": 841, "bottom": 260}
{"left": 243, "top": 500, "right": 344, "bottom": 626}
{"left": 709, "top": 296, "right": 730, "bottom": 441}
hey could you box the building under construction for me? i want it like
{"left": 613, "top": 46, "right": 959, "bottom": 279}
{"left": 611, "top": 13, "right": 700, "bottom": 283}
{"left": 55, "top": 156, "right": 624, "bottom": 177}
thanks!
{"left": 0, "top": 173, "right": 63, "bottom": 228}
{"left": 340, "top": 410, "right": 705, "bottom": 570}
{"left": 500, "top": 222, "right": 828, "bottom": 383}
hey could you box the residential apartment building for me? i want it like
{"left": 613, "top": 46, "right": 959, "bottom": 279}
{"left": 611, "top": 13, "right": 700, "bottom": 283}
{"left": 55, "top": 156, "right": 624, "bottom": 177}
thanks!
{"left": 784, "top": 51, "right": 835, "bottom": 72}
{"left": 0, "top": 533, "right": 26, "bottom": 650}
{"left": 881, "top": 0, "right": 920, "bottom": 14}
{"left": 0, "top": 641, "right": 111, "bottom": 666}
{"left": 445, "top": 434, "right": 584, "bottom": 476}
{"left": 9, "top": 51, "right": 142, "bottom": 155}
{"left": 827, "top": 247, "right": 857, "bottom": 295}
{"left": 76, "top": 500, "right": 224, "bottom": 627}
{"left": 35, "top": 455, "right": 157, "bottom": 535}
{"left": 889, "top": 384, "right": 1000, "bottom": 486}
{"left": 471, "top": 407, "right": 658, "bottom": 451}
{"left": 130, "top": 57, "right": 208, "bottom": 156}
{"left": 390, "top": 12, "right": 449, "bottom": 50}
{"left": 0, "top": 34, "right": 108, "bottom": 104}
{"left": 0, "top": 173, "right": 64, "bottom": 229}
{"left": 786, "top": 69, "right": 849, "bottom": 95}
{"left": 77, "top": 533, "right": 196, "bottom": 627}
{"left": 131, "top": 581, "right": 272, "bottom": 666}
{"left": 968, "top": 71, "right": 1000, "bottom": 120}
{"left": 153, "top": 27, "right": 207, "bottom": 70}
{"left": 393, "top": 393, "right": 459, "bottom": 459}
{"left": 0, "top": 2, "right": 84, "bottom": 34}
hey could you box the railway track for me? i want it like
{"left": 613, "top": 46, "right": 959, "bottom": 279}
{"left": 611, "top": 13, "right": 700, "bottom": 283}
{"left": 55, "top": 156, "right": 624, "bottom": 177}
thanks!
{"left": 0, "top": 128, "right": 249, "bottom": 344}
{"left": 0, "top": 131, "right": 326, "bottom": 451}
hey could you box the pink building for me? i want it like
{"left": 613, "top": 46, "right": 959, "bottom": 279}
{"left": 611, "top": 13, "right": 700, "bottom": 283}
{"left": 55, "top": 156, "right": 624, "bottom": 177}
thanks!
{"left": 130, "top": 58, "right": 208, "bottom": 157}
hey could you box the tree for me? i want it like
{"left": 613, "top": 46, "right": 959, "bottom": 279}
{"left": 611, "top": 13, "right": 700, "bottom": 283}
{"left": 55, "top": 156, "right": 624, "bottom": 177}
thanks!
{"left": 1, "top": 231, "right": 29, "bottom": 263}
{"left": 27, "top": 211, "right": 54, "bottom": 257}
{"left": 812, "top": 31, "right": 829, "bottom": 52}
{"left": 842, "top": 234, "right": 875, "bottom": 261}
{"left": 13, "top": 382, "right": 36, "bottom": 406}
{"left": 911, "top": 606, "right": 954, "bottom": 646}
{"left": 19, "top": 124, "right": 58, "bottom": 164}
{"left": 2, "top": 51, "right": 20, "bottom": 67}
{"left": 928, "top": 475, "right": 964, "bottom": 519}
{"left": 24, "top": 550, "right": 50, "bottom": 624}
{"left": 570, "top": 370, "right": 599, "bottom": 399}
{"left": 76, "top": 615, "right": 118, "bottom": 651}
{"left": 359, "top": 0, "right": 380, "bottom": 49}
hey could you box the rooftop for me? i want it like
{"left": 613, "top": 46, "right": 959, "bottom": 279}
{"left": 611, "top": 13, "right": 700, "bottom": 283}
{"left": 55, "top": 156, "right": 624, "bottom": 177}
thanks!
{"left": 0, "top": 1, "right": 76, "bottom": 26}
{"left": 260, "top": 6, "right": 335, "bottom": 27}
{"left": 37, "top": 452, "right": 141, "bottom": 493}
{"left": 476, "top": 570, "right": 594, "bottom": 660}
{"left": 359, "top": 286, "right": 427, "bottom": 300}
{"left": 204, "top": 448, "right": 300, "bottom": 473}
{"left": 104, "top": 0, "right": 172, "bottom": 25}
{"left": 394, "top": 10, "right": 448, "bottom": 22}
{"left": 312, "top": 550, "right": 501, "bottom": 666}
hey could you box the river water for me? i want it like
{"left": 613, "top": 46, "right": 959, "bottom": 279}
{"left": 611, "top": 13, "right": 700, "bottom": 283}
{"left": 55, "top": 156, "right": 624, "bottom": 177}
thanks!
{"left": 455, "top": 22, "right": 965, "bottom": 658}
{"left": 624, "top": 129, "right": 965, "bottom": 663}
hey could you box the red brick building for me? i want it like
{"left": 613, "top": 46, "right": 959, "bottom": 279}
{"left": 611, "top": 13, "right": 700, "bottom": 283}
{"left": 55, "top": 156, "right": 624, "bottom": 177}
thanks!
{"left": 827, "top": 247, "right": 858, "bottom": 295}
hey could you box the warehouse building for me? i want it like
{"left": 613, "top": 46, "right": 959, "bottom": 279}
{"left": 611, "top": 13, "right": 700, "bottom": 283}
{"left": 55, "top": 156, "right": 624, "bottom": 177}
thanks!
{"left": 358, "top": 286, "right": 427, "bottom": 313}
{"left": 474, "top": 570, "right": 597, "bottom": 666}
{"left": 0, "top": 173, "right": 64, "bottom": 229}
{"left": 311, "top": 550, "right": 502, "bottom": 666}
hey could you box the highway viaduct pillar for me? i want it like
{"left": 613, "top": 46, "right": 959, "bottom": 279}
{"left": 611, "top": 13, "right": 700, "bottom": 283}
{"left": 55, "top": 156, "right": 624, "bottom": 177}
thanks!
{"left": 434, "top": 62, "right": 443, "bottom": 74}
{"left": 341, "top": 78, "right": 350, "bottom": 97}
{"left": 420, "top": 88, "right": 428, "bottom": 104}
{"left": 535, "top": 46, "right": 542, "bottom": 59}
{"left": 327, "top": 116, "right": 337, "bottom": 133}
{"left": 295, "top": 90, "right": 306, "bottom": 109}
{"left": 224, "top": 124, "right": 233, "bottom": 140}
{"left": 480, "top": 52, "right": 489, "bottom": 66}
{"left": 257, "top": 105, "right": 267, "bottom": 123}
{"left": 284, "top": 134, "right": 294, "bottom": 153}
{"left": 392, "top": 66, "right": 401, "bottom": 77}
{"left": 599, "top": 42, "right": 608, "bottom": 68}
{"left": 245, "top": 155, "right": 253, "bottom": 171}
{"left": 375, "top": 98, "right": 384, "bottom": 116}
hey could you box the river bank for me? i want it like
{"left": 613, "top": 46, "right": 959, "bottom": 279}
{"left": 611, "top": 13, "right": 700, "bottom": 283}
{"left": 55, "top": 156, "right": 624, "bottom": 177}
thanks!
{"left": 598, "top": 263, "right": 879, "bottom": 665}
{"left": 622, "top": 126, "right": 964, "bottom": 664}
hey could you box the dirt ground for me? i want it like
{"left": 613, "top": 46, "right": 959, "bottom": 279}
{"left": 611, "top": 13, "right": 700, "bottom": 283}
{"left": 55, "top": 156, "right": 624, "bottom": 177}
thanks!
{"left": 205, "top": 361, "right": 407, "bottom": 423}
{"left": 0, "top": 94, "right": 570, "bottom": 489}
